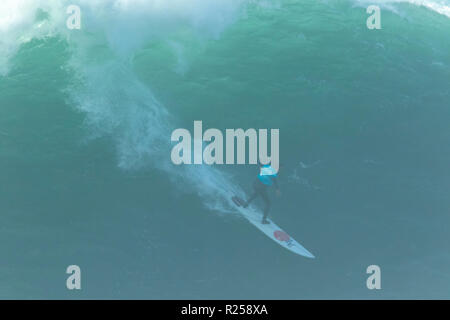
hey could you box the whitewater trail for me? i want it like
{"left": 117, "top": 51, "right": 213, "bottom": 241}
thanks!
{"left": 0, "top": 0, "right": 263, "bottom": 217}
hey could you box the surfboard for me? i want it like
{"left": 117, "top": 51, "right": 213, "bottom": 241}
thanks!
{"left": 231, "top": 196, "right": 315, "bottom": 258}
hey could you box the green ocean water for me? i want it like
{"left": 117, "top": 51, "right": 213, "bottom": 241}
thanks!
{"left": 1, "top": 0, "right": 450, "bottom": 299}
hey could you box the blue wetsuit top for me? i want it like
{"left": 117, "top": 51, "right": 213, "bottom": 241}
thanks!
{"left": 258, "top": 165, "right": 278, "bottom": 186}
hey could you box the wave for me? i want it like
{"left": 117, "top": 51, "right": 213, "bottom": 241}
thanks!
{"left": 0, "top": 0, "right": 254, "bottom": 74}
{"left": 1, "top": 0, "right": 448, "bottom": 215}
{"left": 0, "top": 0, "right": 263, "bottom": 214}
{"left": 353, "top": 0, "right": 450, "bottom": 18}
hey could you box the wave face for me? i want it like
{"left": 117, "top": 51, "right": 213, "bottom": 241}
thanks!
{"left": 1, "top": 0, "right": 450, "bottom": 298}
{"left": 1, "top": 0, "right": 252, "bottom": 213}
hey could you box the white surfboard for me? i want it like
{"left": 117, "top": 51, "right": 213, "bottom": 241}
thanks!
{"left": 231, "top": 196, "right": 315, "bottom": 258}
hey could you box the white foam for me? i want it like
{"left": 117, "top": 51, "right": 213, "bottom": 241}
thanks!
{"left": 0, "top": 0, "right": 255, "bottom": 75}
{"left": 0, "top": 1, "right": 61, "bottom": 74}
{"left": 354, "top": 0, "right": 450, "bottom": 18}
{"left": 58, "top": 1, "right": 255, "bottom": 212}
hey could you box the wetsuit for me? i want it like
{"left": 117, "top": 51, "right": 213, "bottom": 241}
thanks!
{"left": 244, "top": 165, "right": 279, "bottom": 223}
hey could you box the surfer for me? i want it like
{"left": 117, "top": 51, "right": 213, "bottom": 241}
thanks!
{"left": 243, "top": 164, "right": 281, "bottom": 224}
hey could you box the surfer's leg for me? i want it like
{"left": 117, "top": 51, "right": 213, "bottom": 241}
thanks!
{"left": 243, "top": 181, "right": 260, "bottom": 208}
{"left": 243, "top": 191, "right": 257, "bottom": 208}
{"left": 261, "top": 189, "right": 271, "bottom": 224}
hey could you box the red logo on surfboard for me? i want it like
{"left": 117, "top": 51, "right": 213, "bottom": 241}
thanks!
{"left": 274, "top": 230, "right": 290, "bottom": 242}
